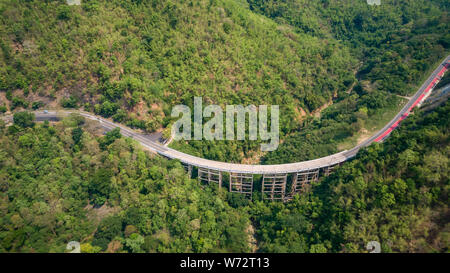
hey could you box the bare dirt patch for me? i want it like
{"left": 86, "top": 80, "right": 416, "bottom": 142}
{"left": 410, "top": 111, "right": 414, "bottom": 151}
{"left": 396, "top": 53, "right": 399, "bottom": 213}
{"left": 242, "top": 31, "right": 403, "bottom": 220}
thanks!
{"left": 294, "top": 107, "right": 307, "bottom": 122}
{"left": 246, "top": 223, "right": 258, "bottom": 253}
{"left": 312, "top": 100, "right": 333, "bottom": 118}
{"left": 85, "top": 202, "right": 119, "bottom": 224}
{"left": 356, "top": 128, "right": 370, "bottom": 145}
{"left": 241, "top": 149, "right": 267, "bottom": 165}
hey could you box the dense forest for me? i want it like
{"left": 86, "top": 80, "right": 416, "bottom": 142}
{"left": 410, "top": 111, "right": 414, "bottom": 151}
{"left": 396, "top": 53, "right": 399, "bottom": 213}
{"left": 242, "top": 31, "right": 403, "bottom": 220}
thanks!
{"left": 0, "top": 100, "right": 448, "bottom": 253}
{"left": 0, "top": 113, "right": 252, "bottom": 252}
{"left": 248, "top": 0, "right": 449, "bottom": 96}
{"left": 174, "top": 0, "right": 449, "bottom": 163}
{"left": 252, "top": 0, "right": 449, "bottom": 164}
{"left": 0, "top": 0, "right": 354, "bottom": 133}
{"left": 252, "top": 101, "right": 449, "bottom": 252}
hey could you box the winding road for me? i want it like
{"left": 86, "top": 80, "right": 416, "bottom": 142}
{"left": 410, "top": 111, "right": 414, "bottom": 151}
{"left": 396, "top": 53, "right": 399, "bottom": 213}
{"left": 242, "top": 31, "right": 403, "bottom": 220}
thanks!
{"left": 3, "top": 56, "right": 449, "bottom": 175}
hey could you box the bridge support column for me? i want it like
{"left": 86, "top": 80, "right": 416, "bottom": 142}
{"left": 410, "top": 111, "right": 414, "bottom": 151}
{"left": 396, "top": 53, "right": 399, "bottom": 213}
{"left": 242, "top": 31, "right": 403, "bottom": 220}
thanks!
{"left": 323, "top": 164, "right": 338, "bottom": 176}
{"left": 182, "top": 163, "right": 193, "bottom": 178}
{"left": 262, "top": 174, "right": 287, "bottom": 201}
{"left": 229, "top": 173, "right": 253, "bottom": 199}
{"left": 290, "top": 168, "right": 319, "bottom": 196}
{"left": 198, "top": 167, "right": 222, "bottom": 189}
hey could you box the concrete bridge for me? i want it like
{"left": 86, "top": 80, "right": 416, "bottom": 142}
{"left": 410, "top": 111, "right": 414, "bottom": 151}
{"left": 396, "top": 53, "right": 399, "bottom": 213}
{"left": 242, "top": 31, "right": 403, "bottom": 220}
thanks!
{"left": 3, "top": 56, "right": 449, "bottom": 201}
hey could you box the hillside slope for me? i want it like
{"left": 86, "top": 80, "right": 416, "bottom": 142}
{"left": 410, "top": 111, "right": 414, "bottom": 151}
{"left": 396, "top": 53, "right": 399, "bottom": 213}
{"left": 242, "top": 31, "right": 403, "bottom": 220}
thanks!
{"left": 0, "top": 113, "right": 250, "bottom": 253}
{"left": 1, "top": 0, "right": 448, "bottom": 164}
{"left": 0, "top": 100, "right": 448, "bottom": 253}
{"left": 0, "top": 0, "right": 355, "bottom": 130}
{"left": 251, "top": 101, "right": 449, "bottom": 253}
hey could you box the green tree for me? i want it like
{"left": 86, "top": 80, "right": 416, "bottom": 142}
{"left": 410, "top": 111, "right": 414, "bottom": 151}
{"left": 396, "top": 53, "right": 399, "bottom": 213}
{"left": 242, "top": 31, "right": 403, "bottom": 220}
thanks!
{"left": 72, "top": 127, "right": 83, "bottom": 146}
{"left": 99, "top": 128, "right": 121, "bottom": 150}
{"left": 89, "top": 168, "right": 113, "bottom": 206}
{"left": 13, "top": 111, "right": 35, "bottom": 128}
{"left": 125, "top": 233, "right": 145, "bottom": 253}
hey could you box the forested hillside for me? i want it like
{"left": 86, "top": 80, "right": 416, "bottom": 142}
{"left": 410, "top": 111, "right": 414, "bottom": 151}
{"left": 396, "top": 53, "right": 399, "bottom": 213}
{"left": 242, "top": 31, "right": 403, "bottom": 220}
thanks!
{"left": 173, "top": 0, "right": 449, "bottom": 163}
{"left": 249, "top": 0, "right": 449, "bottom": 95}
{"left": 0, "top": 114, "right": 250, "bottom": 252}
{"left": 0, "top": 0, "right": 354, "bottom": 131}
{"left": 0, "top": 0, "right": 449, "bottom": 254}
{"left": 3, "top": 1, "right": 447, "bottom": 164}
{"left": 251, "top": 101, "right": 449, "bottom": 253}
{"left": 254, "top": 0, "right": 450, "bottom": 164}
{"left": 0, "top": 100, "right": 448, "bottom": 253}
